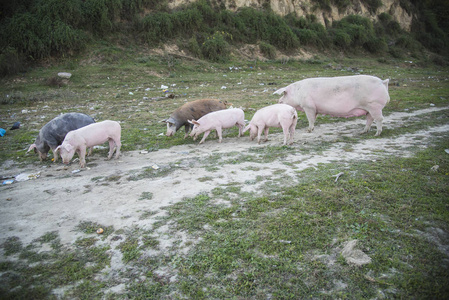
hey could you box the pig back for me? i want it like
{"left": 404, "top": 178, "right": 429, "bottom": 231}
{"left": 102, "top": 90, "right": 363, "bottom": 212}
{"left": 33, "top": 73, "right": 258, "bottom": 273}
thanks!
{"left": 172, "top": 99, "right": 228, "bottom": 128}
{"left": 40, "top": 113, "right": 95, "bottom": 148}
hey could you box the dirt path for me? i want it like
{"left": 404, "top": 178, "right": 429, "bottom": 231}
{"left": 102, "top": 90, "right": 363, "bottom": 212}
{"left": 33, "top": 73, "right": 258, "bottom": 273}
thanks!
{"left": 1, "top": 106, "right": 448, "bottom": 250}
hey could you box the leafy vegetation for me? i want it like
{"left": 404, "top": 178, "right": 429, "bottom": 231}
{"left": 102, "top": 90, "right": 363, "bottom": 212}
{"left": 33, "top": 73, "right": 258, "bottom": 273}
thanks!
{"left": 1, "top": 0, "right": 448, "bottom": 76}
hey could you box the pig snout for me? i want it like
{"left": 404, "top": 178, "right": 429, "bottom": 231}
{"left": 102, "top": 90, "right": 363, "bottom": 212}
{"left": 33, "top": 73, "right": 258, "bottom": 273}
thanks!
{"left": 165, "top": 123, "right": 176, "bottom": 137}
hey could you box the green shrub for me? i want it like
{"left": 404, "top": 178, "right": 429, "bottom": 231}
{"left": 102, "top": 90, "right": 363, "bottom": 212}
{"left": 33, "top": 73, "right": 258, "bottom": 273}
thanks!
{"left": 364, "top": 37, "right": 388, "bottom": 53}
{"left": 143, "top": 13, "right": 174, "bottom": 43}
{"left": 259, "top": 42, "right": 276, "bottom": 59}
{"left": 187, "top": 36, "right": 202, "bottom": 58}
{"left": 201, "top": 32, "right": 230, "bottom": 62}
{"left": 294, "top": 29, "right": 320, "bottom": 47}
{"left": 0, "top": 47, "right": 26, "bottom": 76}
{"left": 266, "top": 13, "right": 299, "bottom": 50}
{"left": 361, "top": 0, "right": 383, "bottom": 13}
{"left": 331, "top": 29, "right": 351, "bottom": 49}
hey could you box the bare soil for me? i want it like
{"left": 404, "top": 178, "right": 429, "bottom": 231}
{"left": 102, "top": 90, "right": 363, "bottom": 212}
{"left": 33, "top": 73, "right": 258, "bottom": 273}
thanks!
{"left": 1, "top": 106, "right": 448, "bottom": 251}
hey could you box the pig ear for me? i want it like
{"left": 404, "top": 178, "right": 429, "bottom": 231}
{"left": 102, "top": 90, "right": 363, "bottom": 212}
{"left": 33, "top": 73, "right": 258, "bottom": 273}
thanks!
{"left": 188, "top": 120, "right": 200, "bottom": 125}
{"left": 63, "top": 143, "right": 73, "bottom": 152}
{"left": 54, "top": 146, "right": 61, "bottom": 155}
{"left": 27, "top": 144, "right": 36, "bottom": 153}
{"left": 273, "top": 87, "right": 286, "bottom": 95}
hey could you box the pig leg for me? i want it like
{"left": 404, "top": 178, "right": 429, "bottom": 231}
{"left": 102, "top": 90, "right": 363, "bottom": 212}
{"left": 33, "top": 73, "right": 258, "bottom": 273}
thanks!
{"left": 303, "top": 108, "right": 317, "bottom": 133}
{"left": 184, "top": 124, "right": 192, "bottom": 139}
{"left": 363, "top": 110, "right": 383, "bottom": 136}
{"left": 362, "top": 113, "right": 374, "bottom": 134}
{"left": 50, "top": 146, "right": 59, "bottom": 162}
{"left": 289, "top": 116, "right": 297, "bottom": 144}
{"left": 199, "top": 131, "right": 211, "bottom": 144}
{"left": 257, "top": 126, "right": 264, "bottom": 144}
{"left": 78, "top": 146, "right": 87, "bottom": 168}
{"left": 87, "top": 147, "right": 93, "bottom": 156}
{"left": 114, "top": 139, "right": 121, "bottom": 159}
{"left": 216, "top": 127, "right": 223, "bottom": 143}
{"left": 263, "top": 127, "right": 270, "bottom": 142}
{"left": 281, "top": 125, "right": 289, "bottom": 145}
{"left": 371, "top": 111, "right": 384, "bottom": 136}
{"left": 237, "top": 122, "right": 244, "bottom": 137}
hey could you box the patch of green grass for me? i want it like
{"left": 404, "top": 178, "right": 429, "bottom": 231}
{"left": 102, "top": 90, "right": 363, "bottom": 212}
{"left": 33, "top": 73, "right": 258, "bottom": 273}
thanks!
{"left": 139, "top": 191, "right": 154, "bottom": 201}
{"left": 147, "top": 138, "right": 449, "bottom": 298}
{"left": 118, "top": 237, "right": 141, "bottom": 263}
{"left": 76, "top": 221, "right": 114, "bottom": 238}
{"left": 2, "top": 236, "right": 23, "bottom": 256}
{"left": 198, "top": 176, "right": 213, "bottom": 182}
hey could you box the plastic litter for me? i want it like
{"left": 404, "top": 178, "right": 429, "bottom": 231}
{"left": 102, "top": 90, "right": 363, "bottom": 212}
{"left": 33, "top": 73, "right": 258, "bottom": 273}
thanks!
{"left": 10, "top": 122, "right": 20, "bottom": 130}
{"left": 15, "top": 172, "right": 40, "bottom": 182}
{"left": 2, "top": 179, "right": 14, "bottom": 185}
{"left": 161, "top": 85, "right": 168, "bottom": 89}
{"left": 0, "top": 128, "right": 5, "bottom": 137}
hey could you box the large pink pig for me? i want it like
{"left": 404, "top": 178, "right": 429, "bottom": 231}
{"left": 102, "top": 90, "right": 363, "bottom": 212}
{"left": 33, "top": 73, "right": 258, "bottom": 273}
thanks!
{"left": 243, "top": 104, "right": 298, "bottom": 145}
{"left": 273, "top": 75, "right": 390, "bottom": 136}
{"left": 55, "top": 120, "right": 121, "bottom": 168}
{"left": 188, "top": 108, "right": 245, "bottom": 144}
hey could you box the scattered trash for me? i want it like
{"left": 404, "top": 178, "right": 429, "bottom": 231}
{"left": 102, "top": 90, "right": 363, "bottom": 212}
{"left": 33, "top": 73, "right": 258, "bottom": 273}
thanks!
{"left": 72, "top": 169, "right": 81, "bottom": 174}
{"left": 10, "top": 122, "right": 20, "bottom": 130}
{"left": 221, "top": 86, "right": 227, "bottom": 89}
{"left": 445, "top": 149, "right": 449, "bottom": 154}
{"left": 278, "top": 240, "right": 292, "bottom": 244}
{"left": 158, "top": 133, "right": 164, "bottom": 136}
{"left": 431, "top": 165, "right": 439, "bottom": 172}
{"left": 129, "top": 92, "right": 134, "bottom": 95}
{"left": 152, "top": 164, "right": 160, "bottom": 170}
{"left": 0, "top": 128, "right": 5, "bottom": 137}
{"left": 96, "top": 228, "right": 104, "bottom": 234}
{"left": 2, "top": 179, "right": 14, "bottom": 185}
{"left": 15, "top": 172, "right": 40, "bottom": 182}
{"left": 430, "top": 103, "right": 435, "bottom": 107}
{"left": 332, "top": 172, "right": 344, "bottom": 182}
{"left": 161, "top": 85, "right": 168, "bottom": 89}
{"left": 21, "top": 109, "right": 28, "bottom": 114}
{"left": 140, "top": 150, "right": 149, "bottom": 154}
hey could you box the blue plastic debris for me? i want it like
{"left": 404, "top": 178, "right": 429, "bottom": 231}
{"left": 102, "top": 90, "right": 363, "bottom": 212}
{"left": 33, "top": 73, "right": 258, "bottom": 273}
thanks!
{"left": 10, "top": 122, "right": 20, "bottom": 130}
{"left": 0, "top": 128, "right": 6, "bottom": 136}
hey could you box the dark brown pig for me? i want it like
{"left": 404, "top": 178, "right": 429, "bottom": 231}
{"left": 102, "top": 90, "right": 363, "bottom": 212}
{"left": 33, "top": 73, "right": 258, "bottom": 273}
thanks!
{"left": 162, "top": 99, "right": 231, "bottom": 138}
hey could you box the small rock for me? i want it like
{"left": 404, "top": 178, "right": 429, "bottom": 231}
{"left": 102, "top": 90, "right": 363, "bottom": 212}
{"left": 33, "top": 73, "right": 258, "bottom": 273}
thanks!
{"left": 341, "top": 240, "right": 372, "bottom": 266}
{"left": 58, "top": 72, "right": 72, "bottom": 79}
{"left": 431, "top": 165, "right": 439, "bottom": 172}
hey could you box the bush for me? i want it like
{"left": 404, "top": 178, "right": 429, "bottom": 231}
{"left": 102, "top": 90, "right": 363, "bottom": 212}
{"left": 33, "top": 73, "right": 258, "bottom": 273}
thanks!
{"left": 331, "top": 29, "right": 352, "bottom": 49}
{"left": 201, "top": 32, "right": 230, "bottom": 62}
{"left": 361, "top": 0, "right": 383, "bottom": 14}
{"left": 259, "top": 42, "right": 276, "bottom": 59}
{"left": 187, "top": 37, "right": 202, "bottom": 58}
{"left": 266, "top": 13, "right": 299, "bottom": 50}
{"left": 143, "top": 13, "right": 174, "bottom": 43}
{"left": 0, "top": 47, "right": 25, "bottom": 77}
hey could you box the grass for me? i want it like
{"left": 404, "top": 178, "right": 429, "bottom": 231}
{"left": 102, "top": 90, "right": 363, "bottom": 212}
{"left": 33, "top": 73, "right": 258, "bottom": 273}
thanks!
{"left": 0, "top": 50, "right": 449, "bottom": 298}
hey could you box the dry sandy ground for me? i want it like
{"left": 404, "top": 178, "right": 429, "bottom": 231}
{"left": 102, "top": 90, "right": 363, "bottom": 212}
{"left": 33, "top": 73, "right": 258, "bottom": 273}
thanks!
{"left": 1, "top": 106, "right": 448, "bottom": 252}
